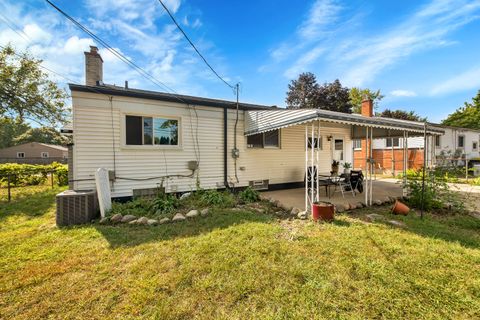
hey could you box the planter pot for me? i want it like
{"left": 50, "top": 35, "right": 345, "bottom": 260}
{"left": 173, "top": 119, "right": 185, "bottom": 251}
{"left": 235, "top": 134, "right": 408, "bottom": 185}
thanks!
{"left": 391, "top": 200, "right": 410, "bottom": 215}
{"left": 344, "top": 169, "right": 351, "bottom": 175}
{"left": 331, "top": 167, "right": 339, "bottom": 175}
{"left": 312, "top": 202, "right": 335, "bottom": 222}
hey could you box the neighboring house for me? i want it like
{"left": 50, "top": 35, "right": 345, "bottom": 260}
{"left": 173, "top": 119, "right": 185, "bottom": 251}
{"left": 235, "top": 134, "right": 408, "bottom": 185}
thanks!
{"left": 70, "top": 47, "right": 443, "bottom": 206}
{"left": 354, "top": 124, "right": 480, "bottom": 175}
{"left": 0, "top": 142, "right": 68, "bottom": 164}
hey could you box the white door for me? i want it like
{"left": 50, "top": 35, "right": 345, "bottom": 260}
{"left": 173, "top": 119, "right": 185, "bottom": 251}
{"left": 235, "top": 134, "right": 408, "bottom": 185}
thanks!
{"left": 333, "top": 138, "right": 344, "bottom": 162}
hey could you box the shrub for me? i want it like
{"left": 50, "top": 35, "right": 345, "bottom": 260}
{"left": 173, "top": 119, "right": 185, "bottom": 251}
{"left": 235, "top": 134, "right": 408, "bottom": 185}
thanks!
{"left": 111, "top": 197, "right": 154, "bottom": 217}
{"left": 0, "top": 162, "right": 68, "bottom": 187}
{"left": 152, "top": 193, "right": 179, "bottom": 214}
{"left": 200, "top": 189, "right": 236, "bottom": 207}
{"left": 239, "top": 187, "right": 260, "bottom": 203}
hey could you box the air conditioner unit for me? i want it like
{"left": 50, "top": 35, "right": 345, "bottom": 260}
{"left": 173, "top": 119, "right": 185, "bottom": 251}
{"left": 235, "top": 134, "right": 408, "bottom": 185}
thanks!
{"left": 249, "top": 179, "right": 269, "bottom": 190}
{"left": 56, "top": 190, "right": 99, "bottom": 226}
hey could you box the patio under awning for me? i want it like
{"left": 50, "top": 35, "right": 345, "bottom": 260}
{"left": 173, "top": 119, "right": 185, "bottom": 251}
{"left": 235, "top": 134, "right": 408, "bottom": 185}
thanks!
{"left": 244, "top": 108, "right": 444, "bottom": 212}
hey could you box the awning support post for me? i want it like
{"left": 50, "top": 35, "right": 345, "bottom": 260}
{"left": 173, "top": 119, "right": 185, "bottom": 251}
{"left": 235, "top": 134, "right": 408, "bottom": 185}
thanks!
{"left": 369, "top": 126, "right": 373, "bottom": 206}
{"left": 365, "top": 126, "right": 369, "bottom": 206}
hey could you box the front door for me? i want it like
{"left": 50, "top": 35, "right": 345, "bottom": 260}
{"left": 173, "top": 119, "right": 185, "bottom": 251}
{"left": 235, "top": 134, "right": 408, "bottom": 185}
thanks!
{"left": 333, "top": 138, "right": 344, "bottom": 162}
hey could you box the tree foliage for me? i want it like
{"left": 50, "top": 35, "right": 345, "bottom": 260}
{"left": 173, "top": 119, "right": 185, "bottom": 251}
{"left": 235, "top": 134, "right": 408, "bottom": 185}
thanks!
{"left": 378, "top": 109, "right": 425, "bottom": 121}
{"left": 0, "top": 117, "right": 29, "bottom": 149}
{"left": 14, "top": 127, "right": 71, "bottom": 145}
{"left": 286, "top": 74, "right": 352, "bottom": 113}
{"left": 285, "top": 72, "right": 319, "bottom": 109}
{"left": 0, "top": 45, "right": 69, "bottom": 126}
{"left": 441, "top": 90, "right": 480, "bottom": 129}
{"left": 349, "top": 87, "right": 384, "bottom": 114}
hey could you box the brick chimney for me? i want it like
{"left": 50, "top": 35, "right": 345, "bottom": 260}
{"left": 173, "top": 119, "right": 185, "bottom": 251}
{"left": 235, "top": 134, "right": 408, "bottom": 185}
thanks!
{"left": 84, "top": 46, "right": 103, "bottom": 86}
{"left": 361, "top": 98, "right": 373, "bottom": 117}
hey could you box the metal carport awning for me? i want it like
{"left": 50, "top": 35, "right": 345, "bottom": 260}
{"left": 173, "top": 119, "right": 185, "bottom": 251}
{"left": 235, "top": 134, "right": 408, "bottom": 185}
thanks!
{"left": 244, "top": 109, "right": 444, "bottom": 138}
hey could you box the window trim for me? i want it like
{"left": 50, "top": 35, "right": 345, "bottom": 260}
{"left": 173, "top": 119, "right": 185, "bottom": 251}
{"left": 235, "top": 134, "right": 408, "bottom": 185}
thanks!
{"left": 17, "top": 152, "right": 25, "bottom": 158}
{"left": 121, "top": 113, "right": 182, "bottom": 150}
{"left": 307, "top": 136, "right": 323, "bottom": 150}
{"left": 353, "top": 139, "right": 362, "bottom": 150}
{"left": 386, "top": 137, "right": 400, "bottom": 148}
{"left": 435, "top": 135, "right": 441, "bottom": 147}
{"left": 458, "top": 134, "right": 465, "bottom": 149}
{"left": 41, "top": 152, "right": 49, "bottom": 158}
{"left": 473, "top": 141, "right": 478, "bottom": 151}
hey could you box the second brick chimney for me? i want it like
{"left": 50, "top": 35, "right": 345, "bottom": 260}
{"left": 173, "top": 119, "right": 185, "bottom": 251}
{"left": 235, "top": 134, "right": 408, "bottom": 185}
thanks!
{"left": 84, "top": 46, "right": 103, "bottom": 86}
{"left": 361, "top": 98, "right": 373, "bottom": 117}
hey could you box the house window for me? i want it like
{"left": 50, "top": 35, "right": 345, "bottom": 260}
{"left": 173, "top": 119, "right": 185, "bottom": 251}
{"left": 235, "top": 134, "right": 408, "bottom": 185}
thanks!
{"left": 473, "top": 141, "right": 478, "bottom": 151}
{"left": 125, "top": 115, "right": 178, "bottom": 146}
{"left": 458, "top": 135, "right": 465, "bottom": 148}
{"left": 353, "top": 139, "right": 362, "bottom": 150}
{"left": 41, "top": 152, "right": 49, "bottom": 158}
{"left": 17, "top": 152, "right": 25, "bottom": 158}
{"left": 386, "top": 137, "right": 400, "bottom": 148}
{"left": 307, "top": 137, "right": 322, "bottom": 149}
{"left": 435, "top": 135, "right": 440, "bottom": 147}
{"left": 247, "top": 130, "right": 280, "bottom": 148}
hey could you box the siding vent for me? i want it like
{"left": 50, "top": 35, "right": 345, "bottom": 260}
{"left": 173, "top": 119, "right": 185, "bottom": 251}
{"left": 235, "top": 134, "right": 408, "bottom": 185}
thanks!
{"left": 249, "top": 179, "right": 269, "bottom": 190}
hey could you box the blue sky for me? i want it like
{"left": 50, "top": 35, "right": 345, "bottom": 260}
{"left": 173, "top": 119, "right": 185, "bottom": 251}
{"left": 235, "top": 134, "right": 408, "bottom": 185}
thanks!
{"left": 1, "top": 0, "right": 480, "bottom": 122}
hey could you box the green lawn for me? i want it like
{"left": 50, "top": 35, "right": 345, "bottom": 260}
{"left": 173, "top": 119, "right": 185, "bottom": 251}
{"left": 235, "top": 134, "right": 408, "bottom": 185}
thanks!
{"left": 1, "top": 187, "right": 480, "bottom": 319}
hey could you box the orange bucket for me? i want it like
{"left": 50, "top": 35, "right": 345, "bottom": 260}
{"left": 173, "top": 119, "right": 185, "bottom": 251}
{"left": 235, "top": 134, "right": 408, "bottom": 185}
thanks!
{"left": 391, "top": 200, "right": 410, "bottom": 215}
{"left": 312, "top": 202, "right": 335, "bottom": 221}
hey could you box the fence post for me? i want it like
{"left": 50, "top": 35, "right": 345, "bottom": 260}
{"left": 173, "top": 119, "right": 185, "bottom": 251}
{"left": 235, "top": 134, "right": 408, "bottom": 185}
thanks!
{"left": 51, "top": 171, "right": 54, "bottom": 189}
{"left": 466, "top": 157, "right": 469, "bottom": 181}
{"left": 7, "top": 174, "right": 11, "bottom": 202}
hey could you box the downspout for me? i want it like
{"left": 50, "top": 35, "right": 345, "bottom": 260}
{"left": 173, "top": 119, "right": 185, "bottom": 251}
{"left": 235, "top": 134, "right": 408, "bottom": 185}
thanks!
{"left": 223, "top": 106, "right": 228, "bottom": 189}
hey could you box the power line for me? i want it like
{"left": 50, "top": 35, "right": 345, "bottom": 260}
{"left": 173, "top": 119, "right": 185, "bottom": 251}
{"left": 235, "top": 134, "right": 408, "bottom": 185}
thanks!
{"left": 156, "top": 0, "right": 236, "bottom": 91}
{"left": 0, "top": 13, "right": 31, "bottom": 43}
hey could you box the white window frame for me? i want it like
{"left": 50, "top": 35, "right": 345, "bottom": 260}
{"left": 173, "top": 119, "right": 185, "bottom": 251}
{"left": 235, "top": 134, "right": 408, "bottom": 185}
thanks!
{"left": 307, "top": 136, "right": 322, "bottom": 150}
{"left": 121, "top": 113, "right": 182, "bottom": 150}
{"left": 353, "top": 139, "right": 362, "bottom": 150}
{"left": 246, "top": 129, "right": 281, "bottom": 149}
{"left": 41, "top": 152, "right": 49, "bottom": 158}
{"left": 17, "top": 152, "right": 25, "bottom": 158}
{"left": 386, "top": 137, "right": 400, "bottom": 148}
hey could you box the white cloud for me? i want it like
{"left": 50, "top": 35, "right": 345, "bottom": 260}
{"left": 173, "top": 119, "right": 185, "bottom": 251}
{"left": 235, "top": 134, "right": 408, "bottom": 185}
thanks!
{"left": 390, "top": 90, "right": 417, "bottom": 97}
{"left": 430, "top": 66, "right": 480, "bottom": 95}
{"left": 284, "top": 46, "right": 325, "bottom": 78}
{"left": 299, "top": 0, "right": 342, "bottom": 40}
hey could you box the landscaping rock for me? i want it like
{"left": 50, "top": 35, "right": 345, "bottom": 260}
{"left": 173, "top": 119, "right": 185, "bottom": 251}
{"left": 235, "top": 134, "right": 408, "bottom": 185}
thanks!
{"left": 159, "top": 217, "right": 170, "bottom": 224}
{"left": 99, "top": 217, "right": 109, "bottom": 224}
{"left": 297, "top": 211, "right": 308, "bottom": 220}
{"left": 387, "top": 220, "right": 406, "bottom": 228}
{"left": 366, "top": 213, "right": 384, "bottom": 222}
{"left": 343, "top": 203, "right": 351, "bottom": 210}
{"left": 172, "top": 213, "right": 186, "bottom": 222}
{"left": 128, "top": 219, "right": 138, "bottom": 225}
{"left": 110, "top": 213, "right": 123, "bottom": 223}
{"left": 180, "top": 192, "right": 192, "bottom": 200}
{"left": 349, "top": 204, "right": 357, "bottom": 210}
{"left": 373, "top": 199, "right": 383, "bottom": 206}
{"left": 335, "top": 204, "right": 346, "bottom": 213}
{"left": 186, "top": 210, "right": 199, "bottom": 218}
{"left": 121, "top": 215, "right": 137, "bottom": 223}
{"left": 291, "top": 207, "right": 301, "bottom": 215}
{"left": 383, "top": 196, "right": 392, "bottom": 204}
{"left": 356, "top": 202, "right": 365, "bottom": 208}
{"left": 200, "top": 208, "right": 209, "bottom": 216}
{"left": 137, "top": 217, "right": 149, "bottom": 225}
{"left": 147, "top": 219, "right": 158, "bottom": 226}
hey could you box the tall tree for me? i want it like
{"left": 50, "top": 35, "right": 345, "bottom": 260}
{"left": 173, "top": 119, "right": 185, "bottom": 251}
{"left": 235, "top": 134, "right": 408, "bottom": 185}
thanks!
{"left": 285, "top": 72, "right": 319, "bottom": 109}
{"left": 378, "top": 109, "right": 426, "bottom": 121}
{"left": 441, "top": 90, "right": 480, "bottom": 129}
{"left": 349, "top": 87, "right": 384, "bottom": 114}
{"left": 316, "top": 79, "right": 352, "bottom": 113}
{"left": 0, "top": 45, "right": 69, "bottom": 125}
{"left": 14, "top": 127, "right": 71, "bottom": 146}
{"left": 0, "top": 117, "right": 29, "bottom": 149}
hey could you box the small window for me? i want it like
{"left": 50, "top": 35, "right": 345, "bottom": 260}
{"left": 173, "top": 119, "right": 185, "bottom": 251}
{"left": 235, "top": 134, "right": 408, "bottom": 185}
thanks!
{"left": 307, "top": 137, "right": 322, "bottom": 149}
{"left": 458, "top": 135, "right": 465, "bottom": 148}
{"left": 17, "top": 152, "right": 25, "bottom": 158}
{"left": 126, "top": 115, "right": 178, "bottom": 146}
{"left": 435, "top": 135, "right": 440, "bottom": 147}
{"left": 41, "top": 152, "right": 49, "bottom": 158}
{"left": 386, "top": 137, "right": 400, "bottom": 148}
{"left": 473, "top": 142, "right": 478, "bottom": 151}
{"left": 353, "top": 139, "right": 362, "bottom": 150}
{"left": 247, "top": 130, "right": 280, "bottom": 148}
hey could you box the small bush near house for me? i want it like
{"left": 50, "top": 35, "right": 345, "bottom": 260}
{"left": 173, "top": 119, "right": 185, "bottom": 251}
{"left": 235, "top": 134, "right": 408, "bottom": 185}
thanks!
{"left": 152, "top": 193, "right": 179, "bottom": 214}
{"left": 110, "top": 197, "right": 154, "bottom": 217}
{"left": 200, "top": 189, "right": 236, "bottom": 207}
{"left": 239, "top": 186, "right": 260, "bottom": 203}
{"left": 404, "top": 172, "right": 465, "bottom": 213}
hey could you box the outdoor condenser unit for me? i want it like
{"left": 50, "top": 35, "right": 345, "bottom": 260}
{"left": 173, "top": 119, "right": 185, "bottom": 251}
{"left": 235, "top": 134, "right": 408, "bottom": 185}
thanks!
{"left": 56, "top": 190, "right": 99, "bottom": 226}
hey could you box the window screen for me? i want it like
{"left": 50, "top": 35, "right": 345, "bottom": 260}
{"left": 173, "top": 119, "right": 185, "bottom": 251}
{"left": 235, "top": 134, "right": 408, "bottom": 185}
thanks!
{"left": 247, "top": 133, "right": 263, "bottom": 148}
{"left": 386, "top": 138, "right": 400, "bottom": 147}
{"left": 264, "top": 130, "right": 279, "bottom": 147}
{"left": 307, "top": 137, "right": 322, "bottom": 149}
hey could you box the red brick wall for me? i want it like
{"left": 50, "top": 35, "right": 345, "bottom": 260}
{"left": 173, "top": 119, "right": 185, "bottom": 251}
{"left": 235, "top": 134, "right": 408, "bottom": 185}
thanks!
{"left": 353, "top": 147, "right": 425, "bottom": 173}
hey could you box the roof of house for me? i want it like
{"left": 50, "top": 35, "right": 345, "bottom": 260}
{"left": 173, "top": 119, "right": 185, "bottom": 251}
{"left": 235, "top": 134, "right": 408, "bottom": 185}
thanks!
{"left": 245, "top": 109, "right": 445, "bottom": 137}
{"left": 69, "top": 83, "right": 275, "bottom": 111}
{"left": 429, "top": 123, "right": 480, "bottom": 133}
{"left": 0, "top": 142, "right": 67, "bottom": 152}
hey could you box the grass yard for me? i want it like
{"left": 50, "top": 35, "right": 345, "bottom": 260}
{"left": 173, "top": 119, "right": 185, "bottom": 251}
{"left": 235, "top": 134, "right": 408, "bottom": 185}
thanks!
{"left": 1, "top": 187, "right": 480, "bottom": 319}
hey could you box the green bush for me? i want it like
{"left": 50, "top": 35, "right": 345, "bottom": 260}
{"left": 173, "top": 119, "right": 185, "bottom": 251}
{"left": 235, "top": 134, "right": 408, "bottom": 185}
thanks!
{"left": 200, "top": 189, "right": 236, "bottom": 207}
{"left": 111, "top": 197, "right": 154, "bottom": 217}
{"left": 0, "top": 162, "right": 68, "bottom": 187}
{"left": 239, "top": 186, "right": 260, "bottom": 203}
{"left": 152, "top": 193, "right": 179, "bottom": 214}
